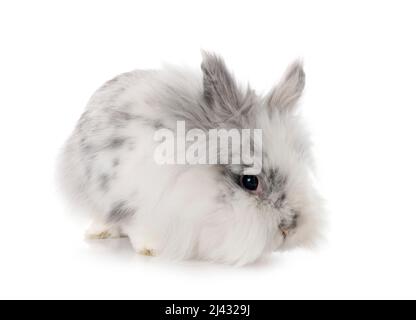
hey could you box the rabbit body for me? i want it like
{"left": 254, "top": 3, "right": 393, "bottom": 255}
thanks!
{"left": 59, "top": 53, "right": 323, "bottom": 265}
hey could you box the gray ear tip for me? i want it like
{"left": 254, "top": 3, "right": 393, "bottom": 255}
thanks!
{"left": 287, "top": 59, "right": 305, "bottom": 77}
{"left": 286, "top": 59, "right": 306, "bottom": 89}
{"left": 200, "top": 49, "right": 211, "bottom": 59}
{"left": 200, "top": 50, "right": 224, "bottom": 69}
{"left": 267, "top": 59, "right": 306, "bottom": 111}
{"left": 200, "top": 49, "right": 216, "bottom": 59}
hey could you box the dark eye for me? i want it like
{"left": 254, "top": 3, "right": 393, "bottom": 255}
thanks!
{"left": 240, "top": 175, "right": 259, "bottom": 191}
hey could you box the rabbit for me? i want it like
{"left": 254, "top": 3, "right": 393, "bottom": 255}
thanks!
{"left": 58, "top": 52, "right": 324, "bottom": 265}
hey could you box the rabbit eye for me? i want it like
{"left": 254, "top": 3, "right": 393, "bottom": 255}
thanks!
{"left": 240, "top": 175, "right": 259, "bottom": 191}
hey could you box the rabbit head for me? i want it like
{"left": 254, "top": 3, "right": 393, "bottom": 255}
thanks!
{"left": 192, "top": 53, "right": 324, "bottom": 264}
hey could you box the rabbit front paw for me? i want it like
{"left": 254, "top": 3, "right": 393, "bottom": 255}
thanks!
{"left": 85, "top": 220, "right": 122, "bottom": 240}
{"left": 138, "top": 248, "right": 156, "bottom": 257}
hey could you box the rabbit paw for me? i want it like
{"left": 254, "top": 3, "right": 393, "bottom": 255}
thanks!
{"left": 85, "top": 221, "right": 122, "bottom": 240}
{"left": 138, "top": 248, "right": 156, "bottom": 257}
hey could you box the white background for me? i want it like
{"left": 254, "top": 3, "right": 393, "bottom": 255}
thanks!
{"left": 0, "top": 0, "right": 415, "bottom": 300}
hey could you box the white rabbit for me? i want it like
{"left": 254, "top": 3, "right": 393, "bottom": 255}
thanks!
{"left": 58, "top": 52, "right": 324, "bottom": 265}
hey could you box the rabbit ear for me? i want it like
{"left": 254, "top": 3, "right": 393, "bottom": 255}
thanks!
{"left": 267, "top": 60, "right": 305, "bottom": 113}
{"left": 201, "top": 52, "right": 244, "bottom": 117}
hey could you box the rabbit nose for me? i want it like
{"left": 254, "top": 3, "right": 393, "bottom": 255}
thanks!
{"left": 279, "top": 227, "right": 289, "bottom": 239}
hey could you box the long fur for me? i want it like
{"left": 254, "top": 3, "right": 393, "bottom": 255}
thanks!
{"left": 58, "top": 52, "right": 324, "bottom": 265}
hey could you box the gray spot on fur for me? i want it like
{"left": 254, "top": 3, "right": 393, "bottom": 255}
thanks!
{"left": 99, "top": 174, "right": 110, "bottom": 192}
{"left": 81, "top": 144, "right": 93, "bottom": 154}
{"left": 108, "top": 137, "right": 126, "bottom": 149}
{"left": 113, "top": 158, "right": 120, "bottom": 167}
{"left": 137, "top": 117, "right": 166, "bottom": 130}
{"left": 108, "top": 201, "right": 136, "bottom": 223}
{"left": 85, "top": 165, "right": 92, "bottom": 180}
{"left": 151, "top": 119, "right": 164, "bottom": 130}
{"left": 110, "top": 108, "right": 166, "bottom": 131}
{"left": 112, "top": 109, "right": 137, "bottom": 121}
{"left": 267, "top": 168, "right": 287, "bottom": 190}
{"left": 279, "top": 212, "right": 299, "bottom": 233}
{"left": 109, "top": 108, "right": 143, "bottom": 128}
{"left": 80, "top": 137, "right": 93, "bottom": 154}
{"left": 274, "top": 192, "right": 287, "bottom": 208}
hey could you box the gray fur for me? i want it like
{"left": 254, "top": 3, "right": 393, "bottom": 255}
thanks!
{"left": 267, "top": 168, "right": 288, "bottom": 191}
{"left": 99, "top": 174, "right": 110, "bottom": 192}
{"left": 201, "top": 52, "right": 241, "bottom": 109}
{"left": 112, "top": 158, "right": 120, "bottom": 167}
{"left": 111, "top": 109, "right": 137, "bottom": 123}
{"left": 267, "top": 60, "right": 305, "bottom": 112}
{"left": 107, "top": 137, "right": 126, "bottom": 149}
{"left": 200, "top": 52, "right": 258, "bottom": 128}
{"left": 274, "top": 193, "right": 287, "bottom": 209}
{"left": 279, "top": 211, "right": 299, "bottom": 234}
{"left": 108, "top": 201, "right": 136, "bottom": 223}
{"left": 109, "top": 108, "right": 166, "bottom": 130}
{"left": 81, "top": 143, "right": 93, "bottom": 154}
{"left": 150, "top": 119, "right": 164, "bottom": 130}
{"left": 146, "top": 53, "right": 259, "bottom": 132}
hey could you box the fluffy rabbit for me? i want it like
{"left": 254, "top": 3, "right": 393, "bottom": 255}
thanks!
{"left": 59, "top": 52, "right": 323, "bottom": 265}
